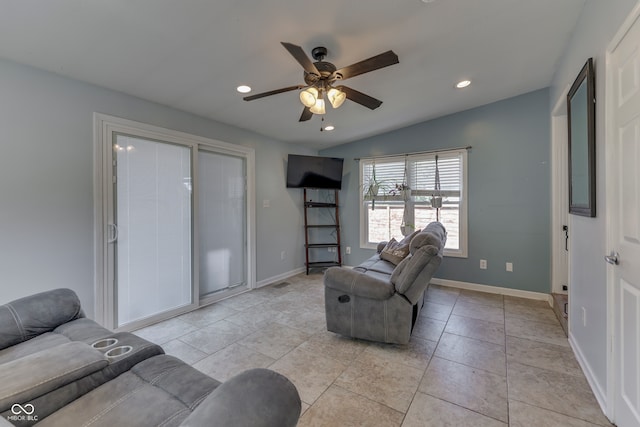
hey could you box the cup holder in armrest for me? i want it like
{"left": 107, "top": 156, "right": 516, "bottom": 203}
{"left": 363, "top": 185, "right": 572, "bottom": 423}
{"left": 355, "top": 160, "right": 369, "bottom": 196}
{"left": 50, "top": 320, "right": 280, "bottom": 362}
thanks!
{"left": 105, "top": 345, "right": 133, "bottom": 358}
{"left": 91, "top": 338, "right": 118, "bottom": 349}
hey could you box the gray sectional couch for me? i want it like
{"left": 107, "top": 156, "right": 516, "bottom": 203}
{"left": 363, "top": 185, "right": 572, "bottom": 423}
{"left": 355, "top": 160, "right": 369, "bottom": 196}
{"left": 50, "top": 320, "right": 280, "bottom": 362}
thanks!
{"left": 0, "top": 289, "right": 300, "bottom": 426}
{"left": 324, "top": 221, "right": 446, "bottom": 344}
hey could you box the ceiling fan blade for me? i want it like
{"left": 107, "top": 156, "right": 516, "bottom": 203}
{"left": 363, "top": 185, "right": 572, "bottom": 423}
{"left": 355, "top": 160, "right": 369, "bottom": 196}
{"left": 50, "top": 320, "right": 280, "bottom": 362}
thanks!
{"left": 335, "top": 50, "right": 399, "bottom": 80}
{"left": 243, "top": 85, "right": 304, "bottom": 101}
{"left": 281, "top": 42, "right": 320, "bottom": 76}
{"left": 338, "top": 85, "right": 383, "bottom": 110}
{"left": 299, "top": 107, "right": 313, "bottom": 122}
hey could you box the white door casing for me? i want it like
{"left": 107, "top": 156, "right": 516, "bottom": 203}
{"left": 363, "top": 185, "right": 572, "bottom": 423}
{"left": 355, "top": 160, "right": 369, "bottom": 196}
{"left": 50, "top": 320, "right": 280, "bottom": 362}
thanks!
{"left": 93, "top": 113, "right": 256, "bottom": 330}
{"left": 606, "top": 4, "right": 640, "bottom": 425}
{"left": 551, "top": 109, "right": 570, "bottom": 295}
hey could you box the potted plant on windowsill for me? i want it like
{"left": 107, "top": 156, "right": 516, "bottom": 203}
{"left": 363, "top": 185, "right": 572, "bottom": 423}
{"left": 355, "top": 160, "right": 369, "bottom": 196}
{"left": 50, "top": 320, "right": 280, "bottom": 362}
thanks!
{"left": 362, "top": 163, "right": 390, "bottom": 210}
{"left": 430, "top": 192, "right": 443, "bottom": 208}
{"left": 389, "top": 182, "right": 414, "bottom": 236}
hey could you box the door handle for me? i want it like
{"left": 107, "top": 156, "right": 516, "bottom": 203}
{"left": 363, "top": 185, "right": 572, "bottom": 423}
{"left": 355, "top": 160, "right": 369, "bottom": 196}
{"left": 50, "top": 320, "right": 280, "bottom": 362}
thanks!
{"left": 107, "top": 224, "right": 118, "bottom": 243}
{"left": 604, "top": 251, "right": 619, "bottom": 265}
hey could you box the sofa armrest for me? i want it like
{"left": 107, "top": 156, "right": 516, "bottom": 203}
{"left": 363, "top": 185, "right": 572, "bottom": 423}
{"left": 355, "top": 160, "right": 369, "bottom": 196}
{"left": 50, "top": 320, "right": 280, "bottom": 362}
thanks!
{"left": 0, "top": 289, "right": 83, "bottom": 351}
{"left": 376, "top": 241, "right": 388, "bottom": 253}
{"left": 180, "top": 368, "right": 300, "bottom": 427}
{"left": 324, "top": 267, "right": 395, "bottom": 300}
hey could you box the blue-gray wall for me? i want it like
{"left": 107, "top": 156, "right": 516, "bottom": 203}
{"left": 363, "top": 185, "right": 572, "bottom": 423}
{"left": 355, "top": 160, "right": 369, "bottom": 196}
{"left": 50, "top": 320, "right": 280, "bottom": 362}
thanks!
{"left": 549, "top": 0, "right": 638, "bottom": 408}
{"left": 0, "top": 57, "right": 315, "bottom": 318}
{"left": 321, "top": 88, "right": 551, "bottom": 293}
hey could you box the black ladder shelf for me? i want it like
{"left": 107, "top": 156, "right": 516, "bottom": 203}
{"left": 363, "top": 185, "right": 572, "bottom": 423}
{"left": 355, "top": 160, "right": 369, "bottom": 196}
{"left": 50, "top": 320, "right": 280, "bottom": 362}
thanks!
{"left": 303, "top": 188, "right": 342, "bottom": 274}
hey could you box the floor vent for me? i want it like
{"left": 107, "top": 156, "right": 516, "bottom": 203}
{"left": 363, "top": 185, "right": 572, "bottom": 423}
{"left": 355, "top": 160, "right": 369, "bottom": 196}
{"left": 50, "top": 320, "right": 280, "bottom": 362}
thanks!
{"left": 274, "top": 282, "right": 291, "bottom": 288}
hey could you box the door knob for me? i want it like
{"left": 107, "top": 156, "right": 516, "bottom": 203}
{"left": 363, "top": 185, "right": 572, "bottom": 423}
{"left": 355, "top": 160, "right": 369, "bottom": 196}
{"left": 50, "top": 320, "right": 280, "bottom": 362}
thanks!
{"left": 604, "top": 251, "right": 619, "bottom": 265}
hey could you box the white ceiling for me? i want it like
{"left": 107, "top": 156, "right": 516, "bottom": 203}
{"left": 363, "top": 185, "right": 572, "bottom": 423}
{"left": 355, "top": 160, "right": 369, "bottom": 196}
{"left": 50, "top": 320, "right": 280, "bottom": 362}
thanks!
{"left": 0, "top": 0, "right": 585, "bottom": 149}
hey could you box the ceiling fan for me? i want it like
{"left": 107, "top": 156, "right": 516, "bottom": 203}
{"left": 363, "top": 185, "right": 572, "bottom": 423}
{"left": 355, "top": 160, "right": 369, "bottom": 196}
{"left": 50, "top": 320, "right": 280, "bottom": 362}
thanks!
{"left": 243, "top": 42, "right": 399, "bottom": 122}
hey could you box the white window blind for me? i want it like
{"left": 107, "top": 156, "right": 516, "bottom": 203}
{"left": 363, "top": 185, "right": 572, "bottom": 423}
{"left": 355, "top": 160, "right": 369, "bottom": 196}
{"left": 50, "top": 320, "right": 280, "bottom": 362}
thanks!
{"left": 360, "top": 149, "right": 467, "bottom": 257}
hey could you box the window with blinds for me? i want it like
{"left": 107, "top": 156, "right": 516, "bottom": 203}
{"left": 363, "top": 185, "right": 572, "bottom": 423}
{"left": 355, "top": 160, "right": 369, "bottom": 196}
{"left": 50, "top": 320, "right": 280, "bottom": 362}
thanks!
{"left": 359, "top": 149, "right": 467, "bottom": 257}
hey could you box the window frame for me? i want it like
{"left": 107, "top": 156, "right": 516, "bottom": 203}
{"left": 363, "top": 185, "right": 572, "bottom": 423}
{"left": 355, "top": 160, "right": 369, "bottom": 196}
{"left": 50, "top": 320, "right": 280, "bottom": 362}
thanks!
{"left": 359, "top": 149, "right": 468, "bottom": 258}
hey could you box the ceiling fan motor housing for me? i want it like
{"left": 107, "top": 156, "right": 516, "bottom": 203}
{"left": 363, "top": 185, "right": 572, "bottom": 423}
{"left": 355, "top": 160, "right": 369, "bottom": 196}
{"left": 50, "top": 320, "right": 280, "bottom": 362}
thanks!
{"left": 304, "top": 61, "right": 338, "bottom": 86}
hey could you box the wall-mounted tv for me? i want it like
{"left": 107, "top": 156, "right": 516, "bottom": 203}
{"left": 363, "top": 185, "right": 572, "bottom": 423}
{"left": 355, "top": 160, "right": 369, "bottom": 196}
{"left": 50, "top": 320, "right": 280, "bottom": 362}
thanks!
{"left": 286, "top": 154, "right": 344, "bottom": 189}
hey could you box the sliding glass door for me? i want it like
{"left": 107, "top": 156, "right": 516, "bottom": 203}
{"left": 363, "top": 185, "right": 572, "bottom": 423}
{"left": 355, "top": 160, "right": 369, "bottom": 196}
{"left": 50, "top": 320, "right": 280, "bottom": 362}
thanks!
{"left": 198, "top": 150, "right": 247, "bottom": 298}
{"left": 113, "top": 134, "right": 193, "bottom": 327}
{"left": 96, "top": 114, "right": 254, "bottom": 331}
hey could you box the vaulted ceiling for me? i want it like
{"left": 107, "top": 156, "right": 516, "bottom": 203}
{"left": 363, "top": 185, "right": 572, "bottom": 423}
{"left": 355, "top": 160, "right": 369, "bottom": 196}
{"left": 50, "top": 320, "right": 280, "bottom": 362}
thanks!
{"left": 0, "top": 0, "right": 585, "bottom": 149}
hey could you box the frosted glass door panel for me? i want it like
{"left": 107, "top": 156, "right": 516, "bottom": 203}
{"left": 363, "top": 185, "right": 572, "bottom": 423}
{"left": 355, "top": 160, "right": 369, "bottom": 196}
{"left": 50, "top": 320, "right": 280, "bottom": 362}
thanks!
{"left": 115, "top": 135, "right": 192, "bottom": 327}
{"left": 198, "top": 150, "right": 246, "bottom": 297}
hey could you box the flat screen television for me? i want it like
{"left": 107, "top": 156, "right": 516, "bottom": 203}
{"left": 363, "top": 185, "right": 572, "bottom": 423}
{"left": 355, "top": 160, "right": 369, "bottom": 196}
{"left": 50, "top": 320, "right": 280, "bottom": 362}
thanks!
{"left": 286, "top": 154, "right": 344, "bottom": 189}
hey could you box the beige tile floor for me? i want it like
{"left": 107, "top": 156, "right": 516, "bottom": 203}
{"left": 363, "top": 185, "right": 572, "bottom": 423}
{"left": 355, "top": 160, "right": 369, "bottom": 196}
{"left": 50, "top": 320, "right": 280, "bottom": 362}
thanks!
{"left": 134, "top": 273, "right": 611, "bottom": 426}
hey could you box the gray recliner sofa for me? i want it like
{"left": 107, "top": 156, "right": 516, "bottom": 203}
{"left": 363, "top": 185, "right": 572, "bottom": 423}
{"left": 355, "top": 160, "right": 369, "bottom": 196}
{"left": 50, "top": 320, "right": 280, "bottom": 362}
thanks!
{"left": 0, "top": 289, "right": 300, "bottom": 427}
{"left": 324, "top": 221, "right": 446, "bottom": 345}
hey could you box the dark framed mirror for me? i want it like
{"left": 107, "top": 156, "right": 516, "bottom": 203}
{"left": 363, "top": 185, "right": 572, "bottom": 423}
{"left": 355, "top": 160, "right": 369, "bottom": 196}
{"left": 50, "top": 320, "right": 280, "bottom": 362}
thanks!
{"left": 567, "top": 58, "right": 596, "bottom": 217}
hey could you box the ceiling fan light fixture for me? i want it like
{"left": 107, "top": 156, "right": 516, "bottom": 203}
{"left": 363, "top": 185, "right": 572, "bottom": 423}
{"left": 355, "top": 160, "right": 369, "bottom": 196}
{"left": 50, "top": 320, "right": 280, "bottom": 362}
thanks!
{"left": 310, "top": 98, "right": 326, "bottom": 115}
{"left": 327, "top": 87, "right": 346, "bottom": 109}
{"left": 300, "top": 87, "right": 318, "bottom": 108}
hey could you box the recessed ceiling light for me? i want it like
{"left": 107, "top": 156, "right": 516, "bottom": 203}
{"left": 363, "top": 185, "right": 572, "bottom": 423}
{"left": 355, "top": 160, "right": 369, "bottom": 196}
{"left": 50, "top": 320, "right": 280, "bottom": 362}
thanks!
{"left": 324, "top": 125, "right": 335, "bottom": 131}
{"left": 456, "top": 80, "right": 471, "bottom": 89}
{"left": 421, "top": 0, "right": 435, "bottom": 3}
{"left": 236, "top": 85, "right": 252, "bottom": 93}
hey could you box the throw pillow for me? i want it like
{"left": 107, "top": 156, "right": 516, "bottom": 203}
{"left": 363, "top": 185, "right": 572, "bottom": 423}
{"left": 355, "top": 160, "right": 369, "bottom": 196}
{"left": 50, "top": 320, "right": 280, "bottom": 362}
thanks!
{"left": 379, "top": 238, "right": 411, "bottom": 265}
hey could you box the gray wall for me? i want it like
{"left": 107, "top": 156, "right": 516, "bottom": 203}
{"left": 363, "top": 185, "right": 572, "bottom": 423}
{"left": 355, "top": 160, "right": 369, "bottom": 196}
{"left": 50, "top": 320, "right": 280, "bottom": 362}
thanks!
{"left": 321, "top": 89, "right": 551, "bottom": 293}
{"left": 0, "top": 58, "right": 315, "bottom": 318}
{"left": 549, "top": 0, "right": 638, "bottom": 404}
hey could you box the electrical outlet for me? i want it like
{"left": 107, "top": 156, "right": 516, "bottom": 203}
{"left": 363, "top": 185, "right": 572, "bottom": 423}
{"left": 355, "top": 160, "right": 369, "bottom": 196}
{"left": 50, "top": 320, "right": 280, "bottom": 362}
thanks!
{"left": 506, "top": 262, "right": 513, "bottom": 272}
{"left": 346, "top": 246, "right": 351, "bottom": 254}
{"left": 263, "top": 200, "right": 270, "bottom": 208}
{"left": 582, "top": 307, "right": 587, "bottom": 326}
{"left": 480, "top": 259, "right": 487, "bottom": 270}
{"left": 280, "top": 251, "right": 286, "bottom": 260}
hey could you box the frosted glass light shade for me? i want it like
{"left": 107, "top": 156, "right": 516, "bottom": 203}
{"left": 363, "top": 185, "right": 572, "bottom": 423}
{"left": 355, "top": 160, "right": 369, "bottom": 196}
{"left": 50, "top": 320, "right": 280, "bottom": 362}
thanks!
{"left": 299, "top": 87, "right": 318, "bottom": 108}
{"left": 327, "top": 87, "right": 346, "bottom": 108}
{"left": 310, "top": 98, "right": 326, "bottom": 114}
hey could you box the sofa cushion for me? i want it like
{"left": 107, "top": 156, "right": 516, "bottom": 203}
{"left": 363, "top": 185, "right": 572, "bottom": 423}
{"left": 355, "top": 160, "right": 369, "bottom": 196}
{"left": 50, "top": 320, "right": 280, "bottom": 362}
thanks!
{"left": 379, "top": 238, "right": 411, "bottom": 265}
{"left": 325, "top": 268, "right": 395, "bottom": 300}
{"left": 0, "top": 289, "right": 83, "bottom": 351}
{"left": 0, "top": 342, "right": 108, "bottom": 413}
{"left": 36, "top": 355, "right": 220, "bottom": 427}
{"left": 409, "top": 222, "right": 446, "bottom": 254}
{"left": 400, "top": 229, "right": 421, "bottom": 245}
{"left": 355, "top": 256, "right": 396, "bottom": 276}
{"left": 391, "top": 246, "right": 436, "bottom": 294}
{"left": 0, "top": 332, "right": 70, "bottom": 365}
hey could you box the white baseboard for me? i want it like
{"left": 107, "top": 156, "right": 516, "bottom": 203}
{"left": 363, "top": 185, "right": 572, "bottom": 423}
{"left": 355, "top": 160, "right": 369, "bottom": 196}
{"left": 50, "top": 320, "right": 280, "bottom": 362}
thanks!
{"left": 255, "top": 267, "right": 306, "bottom": 288}
{"left": 569, "top": 333, "right": 610, "bottom": 421}
{"left": 430, "top": 278, "right": 553, "bottom": 307}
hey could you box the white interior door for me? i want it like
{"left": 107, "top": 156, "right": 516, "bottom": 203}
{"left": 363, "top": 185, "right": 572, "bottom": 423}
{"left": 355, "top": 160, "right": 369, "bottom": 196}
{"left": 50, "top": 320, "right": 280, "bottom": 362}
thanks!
{"left": 608, "top": 8, "right": 640, "bottom": 426}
